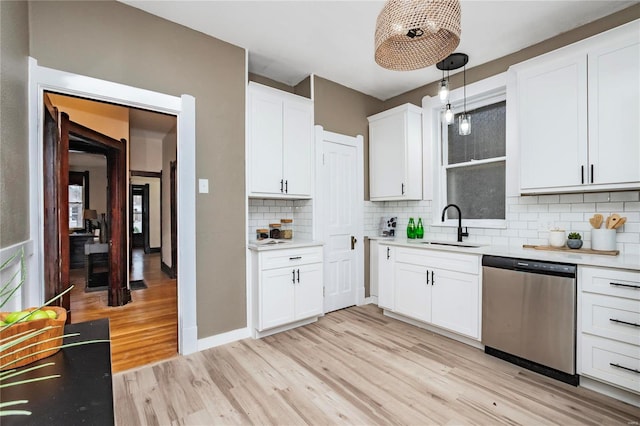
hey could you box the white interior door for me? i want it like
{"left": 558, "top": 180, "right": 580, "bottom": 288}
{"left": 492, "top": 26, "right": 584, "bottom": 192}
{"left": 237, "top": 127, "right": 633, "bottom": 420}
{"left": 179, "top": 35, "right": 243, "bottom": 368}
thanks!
{"left": 319, "top": 129, "right": 364, "bottom": 313}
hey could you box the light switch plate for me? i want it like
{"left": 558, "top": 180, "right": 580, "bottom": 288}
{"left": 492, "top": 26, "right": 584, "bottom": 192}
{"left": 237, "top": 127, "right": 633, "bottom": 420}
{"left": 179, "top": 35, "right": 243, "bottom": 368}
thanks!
{"left": 198, "top": 178, "right": 209, "bottom": 194}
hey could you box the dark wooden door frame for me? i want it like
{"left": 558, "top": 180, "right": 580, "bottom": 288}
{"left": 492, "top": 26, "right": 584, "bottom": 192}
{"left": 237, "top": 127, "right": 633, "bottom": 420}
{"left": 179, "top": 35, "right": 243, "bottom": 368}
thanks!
{"left": 130, "top": 184, "right": 150, "bottom": 253}
{"left": 43, "top": 98, "right": 130, "bottom": 309}
{"left": 43, "top": 95, "right": 71, "bottom": 321}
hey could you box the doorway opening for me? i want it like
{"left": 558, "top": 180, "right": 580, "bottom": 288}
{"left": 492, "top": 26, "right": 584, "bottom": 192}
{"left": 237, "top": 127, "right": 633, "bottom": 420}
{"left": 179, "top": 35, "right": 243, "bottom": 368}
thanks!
{"left": 45, "top": 91, "right": 179, "bottom": 371}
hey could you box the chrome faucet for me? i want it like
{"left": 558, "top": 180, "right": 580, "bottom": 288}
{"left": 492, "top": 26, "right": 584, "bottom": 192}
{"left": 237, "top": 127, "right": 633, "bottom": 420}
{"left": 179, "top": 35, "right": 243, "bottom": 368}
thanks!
{"left": 441, "top": 204, "right": 469, "bottom": 242}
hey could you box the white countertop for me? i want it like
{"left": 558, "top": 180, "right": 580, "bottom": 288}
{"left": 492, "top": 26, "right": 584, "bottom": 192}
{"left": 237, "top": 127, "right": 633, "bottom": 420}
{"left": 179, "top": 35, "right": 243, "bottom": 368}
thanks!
{"left": 369, "top": 236, "right": 640, "bottom": 271}
{"left": 248, "top": 239, "right": 324, "bottom": 252}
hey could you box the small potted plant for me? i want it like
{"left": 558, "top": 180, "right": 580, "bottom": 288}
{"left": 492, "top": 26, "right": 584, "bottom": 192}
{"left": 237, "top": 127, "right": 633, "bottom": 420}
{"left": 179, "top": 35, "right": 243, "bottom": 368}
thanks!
{"left": 567, "top": 232, "right": 583, "bottom": 249}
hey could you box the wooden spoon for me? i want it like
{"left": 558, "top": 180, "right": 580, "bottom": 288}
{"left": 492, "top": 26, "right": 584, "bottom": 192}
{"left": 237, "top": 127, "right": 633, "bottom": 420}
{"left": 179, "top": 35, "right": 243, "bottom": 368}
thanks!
{"left": 612, "top": 216, "right": 626, "bottom": 230}
{"left": 607, "top": 213, "right": 621, "bottom": 229}
{"left": 589, "top": 214, "right": 603, "bottom": 229}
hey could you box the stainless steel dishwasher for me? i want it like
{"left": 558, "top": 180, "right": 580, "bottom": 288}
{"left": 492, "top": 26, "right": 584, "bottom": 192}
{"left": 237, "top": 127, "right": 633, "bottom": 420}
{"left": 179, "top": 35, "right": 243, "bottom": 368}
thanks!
{"left": 482, "top": 255, "right": 578, "bottom": 385}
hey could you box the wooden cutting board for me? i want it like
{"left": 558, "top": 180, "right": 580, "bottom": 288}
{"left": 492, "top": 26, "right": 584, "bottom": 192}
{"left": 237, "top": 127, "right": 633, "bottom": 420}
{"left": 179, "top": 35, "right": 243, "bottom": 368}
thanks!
{"left": 523, "top": 244, "right": 619, "bottom": 256}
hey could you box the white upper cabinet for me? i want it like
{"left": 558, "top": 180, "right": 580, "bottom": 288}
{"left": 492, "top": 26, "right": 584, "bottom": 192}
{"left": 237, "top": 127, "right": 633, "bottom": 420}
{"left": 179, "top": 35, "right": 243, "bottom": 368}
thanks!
{"left": 513, "top": 20, "right": 640, "bottom": 194}
{"left": 247, "top": 82, "right": 314, "bottom": 198}
{"left": 368, "top": 104, "right": 423, "bottom": 201}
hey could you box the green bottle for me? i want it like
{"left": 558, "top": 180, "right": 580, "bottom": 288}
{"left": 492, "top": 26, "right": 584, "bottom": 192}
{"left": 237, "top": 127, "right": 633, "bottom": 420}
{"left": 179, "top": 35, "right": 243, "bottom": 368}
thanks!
{"left": 407, "top": 218, "right": 416, "bottom": 239}
{"left": 416, "top": 218, "right": 424, "bottom": 239}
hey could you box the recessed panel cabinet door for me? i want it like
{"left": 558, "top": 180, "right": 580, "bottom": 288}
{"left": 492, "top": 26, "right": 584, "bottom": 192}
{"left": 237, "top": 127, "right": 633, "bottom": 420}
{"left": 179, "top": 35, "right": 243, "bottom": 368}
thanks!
{"left": 259, "top": 268, "right": 296, "bottom": 331}
{"left": 294, "top": 263, "right": 323, "bottom": 321}
{"left": 378, "top": 244, "right": 394, "bottom": 310}
{"left": 283, "top": 101, "right": 313, "bottom": 196}
{"left": 394, "top": 262, "right": 431, "bottom": 323}
{"left": 369, "top": 113, "right": 407, "bottom": 199}
{"left": 518, "top": 54, "right": 588, "bottom": 190}
{"left": 588, "top": 35, "right": 640, "bottom": 185}
{"left": 430, "top": 269, "right": 479, "bottom": 339}
{"left": 249, "top": 90, "right": 284, "bottom": 195}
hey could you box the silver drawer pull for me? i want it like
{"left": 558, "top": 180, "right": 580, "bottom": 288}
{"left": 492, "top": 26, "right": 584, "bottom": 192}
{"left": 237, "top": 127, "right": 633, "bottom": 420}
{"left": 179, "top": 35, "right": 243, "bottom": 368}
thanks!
{"left": 610, "top": 363, "right": 640, "bottom": 375}
{"left": 289, "top": 256, "right": 302, "bottom": 260}
{"left": 609, "top": 318, "right": 640, "bottom": 328}
{"left": 609, "top": 282, "right": 640, "bottom": 290}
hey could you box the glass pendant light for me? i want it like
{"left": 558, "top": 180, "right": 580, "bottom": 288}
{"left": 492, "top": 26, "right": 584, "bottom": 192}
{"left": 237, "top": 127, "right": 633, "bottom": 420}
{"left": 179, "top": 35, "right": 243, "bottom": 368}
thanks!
{"left": 438, "top": 70, "right": 449, "bottom": 103}
{"left": 458, "top": 62, "right": 471, "bottom": 136}
{"left": 458, "top": 113, "right": 471, "bottom": 135}
{"left": 437, "top": 53, "right": 469, "bottom": 131}
{"left": 444, "top": 103, "right": 454, "bottom": 125}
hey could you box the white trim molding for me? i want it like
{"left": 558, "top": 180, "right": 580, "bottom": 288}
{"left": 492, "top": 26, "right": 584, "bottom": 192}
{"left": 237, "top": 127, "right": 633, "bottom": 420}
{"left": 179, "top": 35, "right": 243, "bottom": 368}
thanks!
{"left": 27, "top": 58, "right": 198, "bottom": 355}
{"left": 197, "top": 327, "right": 252, "bottom": 351}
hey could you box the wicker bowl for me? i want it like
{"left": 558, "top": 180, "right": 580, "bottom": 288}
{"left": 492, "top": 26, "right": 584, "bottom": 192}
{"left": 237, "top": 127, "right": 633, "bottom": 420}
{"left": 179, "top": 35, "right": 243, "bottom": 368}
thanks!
{"left": 0, "top": 306, "right": 67, "bottom": 371}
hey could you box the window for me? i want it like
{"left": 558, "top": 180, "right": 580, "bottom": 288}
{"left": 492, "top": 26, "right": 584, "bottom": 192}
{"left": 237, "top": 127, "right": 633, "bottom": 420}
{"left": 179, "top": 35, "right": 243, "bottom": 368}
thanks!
{"left": 69, "top": 184, "right": 84, "bottom": 229}
{"left": 69, "top": 171, "right": 89, "bottom": 230}
{"left": 438, "top": 89, "right": 506, "bottom": 227}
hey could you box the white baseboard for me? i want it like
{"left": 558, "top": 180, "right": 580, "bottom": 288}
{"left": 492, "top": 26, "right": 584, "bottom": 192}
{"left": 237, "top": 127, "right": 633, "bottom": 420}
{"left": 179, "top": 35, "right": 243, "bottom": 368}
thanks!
{"left": 362, "top": 296, "right": 378, "bottom": 305}
{"left": 253, "top": 316, "right": 318, "bottom": 339}
{"left": 197, "top": 326, "right": 252, "bottom": 352}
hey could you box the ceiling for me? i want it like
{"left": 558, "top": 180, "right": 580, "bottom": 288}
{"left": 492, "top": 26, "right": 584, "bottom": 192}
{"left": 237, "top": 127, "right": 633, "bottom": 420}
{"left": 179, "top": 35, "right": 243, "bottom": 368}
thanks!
{"left": 119, "top": 0, "right": 635, "bottom": 100}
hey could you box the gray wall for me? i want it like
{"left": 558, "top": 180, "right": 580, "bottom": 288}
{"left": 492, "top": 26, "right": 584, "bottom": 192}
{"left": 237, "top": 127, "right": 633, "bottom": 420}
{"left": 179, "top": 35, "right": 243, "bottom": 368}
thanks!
{"left": 0, "top": 1, "right": 30, "bottom": 247}
{"left": 313, "top": 76, "right": 382, "bottom": 201}
{"left": 28, "top": 0, "right": 247, "bottom": 338}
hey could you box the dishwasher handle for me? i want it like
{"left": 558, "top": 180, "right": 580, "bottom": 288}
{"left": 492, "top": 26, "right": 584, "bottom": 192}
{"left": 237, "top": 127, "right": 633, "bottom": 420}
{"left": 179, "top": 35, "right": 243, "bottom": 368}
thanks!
{"left": 482, "top": 255, "right": 576, "bottom": 277}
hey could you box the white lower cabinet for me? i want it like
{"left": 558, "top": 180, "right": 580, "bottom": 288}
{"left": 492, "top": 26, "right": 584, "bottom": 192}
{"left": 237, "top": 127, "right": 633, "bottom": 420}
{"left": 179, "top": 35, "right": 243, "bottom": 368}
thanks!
{"left": 378, "top": 244, "right": 481, "bottom": 340}
{"left": 252, "top": 246, "right": 323, "bottom": 335}
{"left": 578, "top": 265, "right": 640, "bottom": 395}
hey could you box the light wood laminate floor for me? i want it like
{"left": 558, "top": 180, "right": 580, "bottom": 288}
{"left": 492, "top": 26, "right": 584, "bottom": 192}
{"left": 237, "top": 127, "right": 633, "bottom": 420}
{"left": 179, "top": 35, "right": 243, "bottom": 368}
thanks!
{"left": 70, "top": 249, "right": 178, "bottom": 373}
{"left": 113, "top": 304, "right": 640, "bottom": 425}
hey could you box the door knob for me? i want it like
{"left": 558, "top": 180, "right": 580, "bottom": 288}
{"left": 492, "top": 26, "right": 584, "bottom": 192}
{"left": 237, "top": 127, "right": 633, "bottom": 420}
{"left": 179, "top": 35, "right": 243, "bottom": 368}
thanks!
{"left": 351, "top": 236, "right": 357, "bottom": 250}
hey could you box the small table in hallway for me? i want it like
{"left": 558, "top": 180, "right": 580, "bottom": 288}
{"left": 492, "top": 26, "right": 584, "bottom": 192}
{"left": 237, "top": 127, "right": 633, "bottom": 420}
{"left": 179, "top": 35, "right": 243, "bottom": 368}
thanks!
{"left": 85, "top": 242, "right": 109, "bottom": 288}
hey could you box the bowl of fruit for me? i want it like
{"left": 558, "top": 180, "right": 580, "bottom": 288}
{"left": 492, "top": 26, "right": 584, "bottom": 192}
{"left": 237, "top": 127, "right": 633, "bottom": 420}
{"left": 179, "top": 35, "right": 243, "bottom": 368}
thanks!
{"left": 0, "top": 306, "right": 67, "bottom": 371}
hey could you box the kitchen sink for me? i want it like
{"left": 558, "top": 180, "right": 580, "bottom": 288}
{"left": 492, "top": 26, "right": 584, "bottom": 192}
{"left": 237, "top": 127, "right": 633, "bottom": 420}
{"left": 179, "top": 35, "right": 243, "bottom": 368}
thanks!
{"left": 416, "top": 240, "right": 485, "bottom": 248}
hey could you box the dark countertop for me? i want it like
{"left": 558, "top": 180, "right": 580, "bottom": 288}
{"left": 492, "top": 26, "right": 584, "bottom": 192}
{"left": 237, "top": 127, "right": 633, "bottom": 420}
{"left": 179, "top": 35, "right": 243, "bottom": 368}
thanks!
{"left": 2, "top": 319, "right": 114, "bottom": 425}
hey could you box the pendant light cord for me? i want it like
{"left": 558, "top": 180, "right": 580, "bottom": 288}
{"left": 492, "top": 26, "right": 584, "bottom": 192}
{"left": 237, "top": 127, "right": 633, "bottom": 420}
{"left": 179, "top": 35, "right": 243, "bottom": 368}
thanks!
{"left": 463, "top": 64, "right": 467, "bottom": 114}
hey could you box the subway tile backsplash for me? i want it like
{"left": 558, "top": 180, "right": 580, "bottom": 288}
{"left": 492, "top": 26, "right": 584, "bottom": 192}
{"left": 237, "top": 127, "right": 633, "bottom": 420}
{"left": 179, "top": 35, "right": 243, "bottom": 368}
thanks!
{"left": 248, "top": 199, "right": 313, "bottom": 242}
{"left": 364, "top": 191, "right": 640, "bottom": 254}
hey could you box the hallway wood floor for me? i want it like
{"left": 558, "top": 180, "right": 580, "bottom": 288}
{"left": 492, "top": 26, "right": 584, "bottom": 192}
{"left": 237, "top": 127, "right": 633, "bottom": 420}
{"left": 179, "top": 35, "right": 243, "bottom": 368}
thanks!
{"left": 113, "top": 304, "right": 640, "bottom": 425}
{"left": 70, "top": 249, "right": 178, "bottom": 373}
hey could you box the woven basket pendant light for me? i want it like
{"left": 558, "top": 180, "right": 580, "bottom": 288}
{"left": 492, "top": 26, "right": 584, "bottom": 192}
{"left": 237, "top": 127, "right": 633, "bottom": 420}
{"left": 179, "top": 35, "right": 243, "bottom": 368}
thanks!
{"left": 375, "top": 0, "right": 461, "bottom": 71}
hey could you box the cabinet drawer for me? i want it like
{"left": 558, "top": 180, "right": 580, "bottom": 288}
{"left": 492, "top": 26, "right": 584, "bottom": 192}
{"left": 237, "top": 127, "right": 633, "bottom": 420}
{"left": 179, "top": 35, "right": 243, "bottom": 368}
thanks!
{"left": 395, "top": 247, "right": 479, "bottom": 274}
{"left": 581, "top": 266, "right": 640, "bottom": 300}
{"left": 260, "top": 246, "right": 323, "bottom": 270}
{"left": 582, "top": 293, "right": 640, "bottom": 346}
{"left": 580, "top": 334, "right": 640, "bottom": 393}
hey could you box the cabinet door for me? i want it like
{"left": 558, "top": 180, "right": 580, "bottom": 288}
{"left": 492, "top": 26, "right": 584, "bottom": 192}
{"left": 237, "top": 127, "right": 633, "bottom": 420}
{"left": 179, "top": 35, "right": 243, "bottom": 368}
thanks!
{"left": 378, "top": 244, "right": 394, "bottom": 310}
{"left": 518, "top": 53, "right": 588, "bottom": 190}
{"left": 394, "top": 262, "right": 430, "bottom": 322}
{"left": 259, "top": 267, "right": 295, "bottom": 331}
{"left": 369, "top": 113, "right": 406, "bottom": 199}
{"left": 248, "top": 89, "right": 284, "bottom": 195}
{"left": 588, "top": 31, "right": 640, "bottom": 186}
{"left": 294, "top": 263, "right": 323, "bottom": 320}
{"left": 430, "top": 269, "right": 479, "bottom": 339}
{"left": 282, "top": 100, "right": 313, "bottom": 197}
